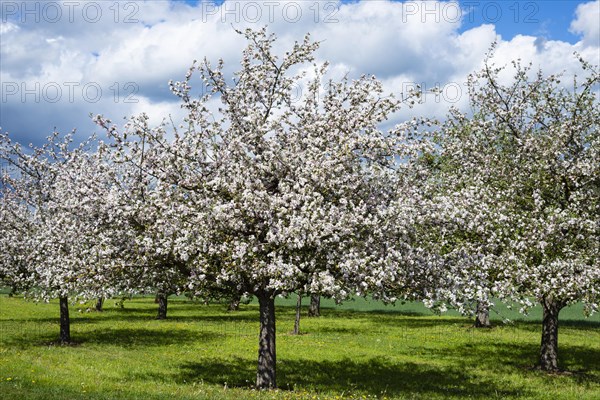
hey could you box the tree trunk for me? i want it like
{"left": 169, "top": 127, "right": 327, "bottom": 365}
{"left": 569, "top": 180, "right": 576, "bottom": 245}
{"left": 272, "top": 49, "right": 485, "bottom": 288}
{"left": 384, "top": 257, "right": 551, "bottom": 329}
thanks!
{"left": 308, "top": 294, "right": 320, "bottom": 317}
{"left": 293, "top": 293, "right": 302, "bottom": 335}
{"left": 59, "top": 296, "right": 71, "bottom": 344}
{"left": 156, "top": 293, "right": 168, "bottom": 320}
{"left": 95, "top": 297, "right": 104, "bottom": 312}
{"left": 540, "top": 297, "right": 562, "bottom": 372}
{"left": 474, "top": 301, "right": 491, "bottom": 328}
{"left": 228, "top": 293, "right": 241, "bottom": 311}
{"left": 256, "top": 293, "right": 276, "bottom": 389}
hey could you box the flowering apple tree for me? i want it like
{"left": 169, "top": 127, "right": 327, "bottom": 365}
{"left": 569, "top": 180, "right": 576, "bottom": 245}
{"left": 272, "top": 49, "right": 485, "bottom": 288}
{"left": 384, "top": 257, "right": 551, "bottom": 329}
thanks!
{"left": 94, "top": 27, "right": 423, "bottom": 388}
{"left": 425, "top": 51, "right": 600, "bottom": 371}
{"left": 0, "top": 132, "right": 123, "bottom": 343}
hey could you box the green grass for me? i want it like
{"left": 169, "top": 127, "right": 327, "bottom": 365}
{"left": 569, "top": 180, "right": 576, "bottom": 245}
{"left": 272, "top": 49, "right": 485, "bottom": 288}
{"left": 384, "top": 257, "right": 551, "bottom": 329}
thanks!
{"left": 0, "top": 295, "right": 598, "bottom": 399}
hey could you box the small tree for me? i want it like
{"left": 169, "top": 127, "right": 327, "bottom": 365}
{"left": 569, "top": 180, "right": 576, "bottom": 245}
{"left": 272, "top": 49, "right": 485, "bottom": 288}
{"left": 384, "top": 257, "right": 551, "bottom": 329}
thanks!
{"left": 308, "top": 294, "right": 320, "bottom": 317}
{"left": 293, "top": 292, "right": 302, "bottom": 335}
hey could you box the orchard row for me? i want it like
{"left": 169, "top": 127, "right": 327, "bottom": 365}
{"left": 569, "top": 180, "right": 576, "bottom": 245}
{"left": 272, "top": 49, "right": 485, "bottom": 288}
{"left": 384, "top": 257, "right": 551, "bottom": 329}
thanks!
{"left": 1, "top": 28, "right": 598, "bottom": 389}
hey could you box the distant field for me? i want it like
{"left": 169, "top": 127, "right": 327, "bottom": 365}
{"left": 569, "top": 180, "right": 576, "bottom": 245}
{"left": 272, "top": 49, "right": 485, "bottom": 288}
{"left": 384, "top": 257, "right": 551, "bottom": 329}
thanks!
{"left": 267, "top": 295, "right": 599, "bottom": 323}
{"left": 0, "top": 294, "right": 598, "bottom": 399}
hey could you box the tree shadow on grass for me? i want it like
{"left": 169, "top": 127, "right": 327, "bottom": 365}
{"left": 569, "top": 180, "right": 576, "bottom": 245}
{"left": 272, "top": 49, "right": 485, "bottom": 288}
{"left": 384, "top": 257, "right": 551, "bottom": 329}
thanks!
{"left": 76, "top": 312, "right": 259, "bottom": 325}
{"left": 550, "top": 345, "right": 599, "bottom": 379}
{"left": 338, "top": 313, "right": 472, "bottom": 332}
{"left": 1, "top": 325, "right": 222, "bottom": 348}
{"left": 174, "top": 356, "right": 531, "bottom": 398}
{"left": 423, "top": 338, "right": 600, "bottom": 381}
{"left": 80, "top": 327, "right": 222, "bottom": 347}
{"left": 534, "top": 318, "right": 600, "bottom": 330}
{"left": 0, "top": 310, "right": 259, "bottom": 326}
{"left": 170, "top": 338, "right": 599, "bottom": 397}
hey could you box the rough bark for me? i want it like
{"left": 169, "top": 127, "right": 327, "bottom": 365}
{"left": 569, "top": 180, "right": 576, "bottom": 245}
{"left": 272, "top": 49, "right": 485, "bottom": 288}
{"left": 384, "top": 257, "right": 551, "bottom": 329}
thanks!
{"left": 293, "top": 293, "right": 302, "bottom": 335}
{"left": 540, "top": 297, "right": 562, "bottom": 372}
{"left": 474, "top": 301, "right": 491, "bottom": 328}
{"left": 308, "top": 294, "right": 320, "bottom": 317}
{"left": 59, "top": 296, "right": 71, "bottom": 344}
{"left": 95, "top": 297, "right": 104, "bottom": 312}
{"left": 156, "top": 293, "right": 168, "bottom": 320}
{"left": 256, "top": 293, "right": 276, "bottom": 389}
{"left": 228, "top": 293, "right": 241, "bottom": 311}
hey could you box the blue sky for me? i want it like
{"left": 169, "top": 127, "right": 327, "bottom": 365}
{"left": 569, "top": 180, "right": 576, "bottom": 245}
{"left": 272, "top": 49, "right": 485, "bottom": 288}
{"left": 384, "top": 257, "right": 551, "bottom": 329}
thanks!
{"left": 1, "top": 1, "right": 598, "bottom": 146}
{"left": 459, "top": 1, "right": 583, "bottom": 42}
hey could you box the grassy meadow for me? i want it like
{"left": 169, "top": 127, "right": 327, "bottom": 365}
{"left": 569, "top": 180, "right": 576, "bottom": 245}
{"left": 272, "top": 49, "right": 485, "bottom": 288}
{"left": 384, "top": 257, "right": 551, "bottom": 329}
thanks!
{"left": 0, "top": 294, "right": 599, "bottom": 399}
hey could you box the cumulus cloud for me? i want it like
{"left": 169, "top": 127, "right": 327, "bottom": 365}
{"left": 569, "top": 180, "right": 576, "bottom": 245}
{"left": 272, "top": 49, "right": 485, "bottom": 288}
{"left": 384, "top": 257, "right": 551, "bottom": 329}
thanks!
{"left": 1, "top": 0, "right": 598, "bottom": 145}
{"left": 570, "top": 0, "right": 600, "bottom": 48}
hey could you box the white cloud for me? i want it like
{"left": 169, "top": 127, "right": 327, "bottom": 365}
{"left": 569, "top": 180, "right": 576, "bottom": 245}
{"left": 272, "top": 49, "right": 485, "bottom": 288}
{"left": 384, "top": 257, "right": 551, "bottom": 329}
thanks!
{"left": 1, "top": 1, "right": 598, "bottom": 145}
{"left": 0, "top": 21, "right": 19, "bottom": 34}
{"left": 128, "top": 97, "right": 186, "bottom": 128}
{"left": 570, "top": 0, "right": 600, "bottom": 47}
